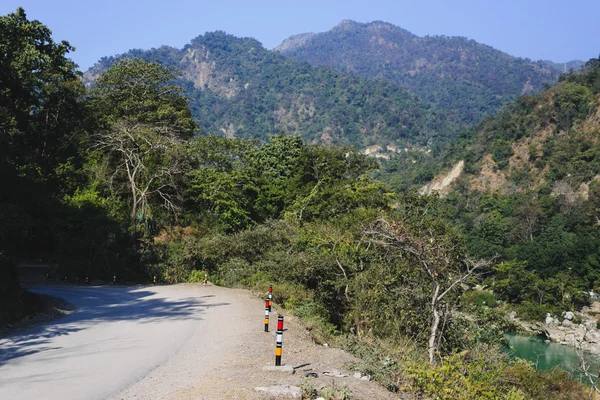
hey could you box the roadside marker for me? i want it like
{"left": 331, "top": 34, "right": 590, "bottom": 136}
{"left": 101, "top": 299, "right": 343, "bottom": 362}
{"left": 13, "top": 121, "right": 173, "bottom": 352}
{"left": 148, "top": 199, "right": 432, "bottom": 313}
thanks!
{"left": 268, "top": 284, "right": 273, "bottom": 311}
{"left": 275, "top": 315, "right": 284, "bottom": 366}
{"left": 64, "top": 276, "right": 67, "bottom": 283}
{"left": 153, "top": 274, "right": 157, "bottom": 285}
{"left": 204, "top": 269, "right": 208, "bottom": 285}
{"left": 264, "top": 297, "right": 270, "bottom": 332}
{"left": 85, "top": 276, "right": 89, "bottom": 285}
{"left": 113, "top": 274, "right": 116, "bottom": 285}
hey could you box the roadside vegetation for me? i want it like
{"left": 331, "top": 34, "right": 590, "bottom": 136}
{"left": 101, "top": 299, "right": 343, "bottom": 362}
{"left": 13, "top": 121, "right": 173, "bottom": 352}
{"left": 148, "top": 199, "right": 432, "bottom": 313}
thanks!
{"left": 1, "top": 7, "right": 598, "bottom": 399}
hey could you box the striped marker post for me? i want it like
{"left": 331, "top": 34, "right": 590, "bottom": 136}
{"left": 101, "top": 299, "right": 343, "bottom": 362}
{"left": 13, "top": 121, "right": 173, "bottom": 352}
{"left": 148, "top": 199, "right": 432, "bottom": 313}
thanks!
{"left": 264, "top": 297, "right": 270, "bottom": 332}
{"left": 153, "top": 274, "right": 157, "bottom": 285}
{"left": 64, "top": 276, "right": 67, "bottom": 283}
{"left": 268, "top": 284, "right": 273, "bottom": 312}
{"left": 85, "top": 276, "right": 89, "bottom": 285}
{"left": 275, "top": 315, "right": 284, "bottom": 366}
{"left": 113, "top": 274, "right": 117, "bottom": 285}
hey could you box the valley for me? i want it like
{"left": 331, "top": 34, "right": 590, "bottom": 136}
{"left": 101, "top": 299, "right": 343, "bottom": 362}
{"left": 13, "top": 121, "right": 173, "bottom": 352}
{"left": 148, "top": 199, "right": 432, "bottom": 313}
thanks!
{"left": 1, "top": 6, "right": 599, "bottom": 399}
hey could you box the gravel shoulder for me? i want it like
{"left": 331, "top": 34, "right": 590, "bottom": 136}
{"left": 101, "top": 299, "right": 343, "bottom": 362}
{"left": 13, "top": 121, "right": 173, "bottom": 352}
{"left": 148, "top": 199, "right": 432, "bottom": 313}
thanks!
{"left": 109, "top": 284, "right": 399, "bottom": 400}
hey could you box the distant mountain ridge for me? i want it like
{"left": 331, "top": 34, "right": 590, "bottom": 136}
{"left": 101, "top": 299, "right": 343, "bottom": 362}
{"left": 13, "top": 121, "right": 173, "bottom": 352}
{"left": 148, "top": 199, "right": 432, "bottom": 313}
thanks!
{"left": 84, "top": 21, "right": 583, "bottom": 150}
{"left": 85, "top": 31, "right": 454, "bottom": 148}
{"left": 277, "top": 20, "right": 567, "bottom": 126}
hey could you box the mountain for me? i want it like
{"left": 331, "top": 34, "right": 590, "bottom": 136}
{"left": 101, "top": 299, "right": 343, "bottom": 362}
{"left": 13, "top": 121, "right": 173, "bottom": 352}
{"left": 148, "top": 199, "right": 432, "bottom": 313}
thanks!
{"left": 276, "top": 20, "right": 563, "bottom": 126}
{"left": 85, "top": 32, "right": 457, "bottom": 148}
{"left": 540, "top": 59, "right": 586, "bottom": 73}
{"left": 411, "top": 59, "right": 600, "bottom": 315}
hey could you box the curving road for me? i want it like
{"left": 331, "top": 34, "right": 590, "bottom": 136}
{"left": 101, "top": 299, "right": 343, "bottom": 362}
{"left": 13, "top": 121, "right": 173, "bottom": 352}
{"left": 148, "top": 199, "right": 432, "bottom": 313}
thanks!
{"left": 0, "top": 284, "right": 233, "bottom": 400}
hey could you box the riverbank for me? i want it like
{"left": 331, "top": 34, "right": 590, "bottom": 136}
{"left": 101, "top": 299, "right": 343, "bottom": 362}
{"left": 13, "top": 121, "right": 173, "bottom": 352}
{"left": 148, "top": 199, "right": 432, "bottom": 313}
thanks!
{"left": 509, "top": 302, "right": 600, "bottom": 355}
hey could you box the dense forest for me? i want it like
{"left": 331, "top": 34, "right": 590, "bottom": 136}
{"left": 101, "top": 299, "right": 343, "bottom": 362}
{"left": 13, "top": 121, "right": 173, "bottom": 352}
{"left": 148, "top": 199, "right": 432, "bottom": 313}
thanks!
{"left": 2, "top": 8, "right": 598, "bottom": 399}
{"left": 380, "top": 58, "right": 600, "bottom": 321}
{"left": 277, "top": 20, "right": 564, "bottom": 127}
{"left": 84, "top": 32, "right": 455, "bottom": 148}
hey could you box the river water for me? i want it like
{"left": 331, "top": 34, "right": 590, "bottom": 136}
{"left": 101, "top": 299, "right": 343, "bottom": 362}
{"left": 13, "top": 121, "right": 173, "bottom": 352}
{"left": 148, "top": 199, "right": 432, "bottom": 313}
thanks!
{"left": 504, "top": 333, "right": 599, "bottom": 376}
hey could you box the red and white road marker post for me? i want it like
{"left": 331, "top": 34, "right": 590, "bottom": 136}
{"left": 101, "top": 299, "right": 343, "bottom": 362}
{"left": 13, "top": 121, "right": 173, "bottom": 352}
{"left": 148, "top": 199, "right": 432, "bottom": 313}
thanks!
{"left": 264, "top": 297, "right": 270, "bottom": 332}
{"left": 275, "top": 315, "right": 284, "bottom": 366}
{"left": 268, "top": 284, "right": 273, "bottom": 312}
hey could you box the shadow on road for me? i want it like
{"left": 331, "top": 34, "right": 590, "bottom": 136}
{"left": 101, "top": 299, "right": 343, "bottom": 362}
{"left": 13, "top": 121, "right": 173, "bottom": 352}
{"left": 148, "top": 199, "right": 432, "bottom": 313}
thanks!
{"left": 0, "top": 286, "right": 229, "bottom": 366}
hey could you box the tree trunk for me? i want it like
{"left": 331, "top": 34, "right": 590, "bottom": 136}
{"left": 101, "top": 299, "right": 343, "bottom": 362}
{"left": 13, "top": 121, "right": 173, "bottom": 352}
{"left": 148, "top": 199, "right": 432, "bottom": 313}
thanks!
{"left": 428, "top": 282, "right": 441, "bottom": 364}
{"left": 131, "top": 197, "right": 137, "bottom": 250}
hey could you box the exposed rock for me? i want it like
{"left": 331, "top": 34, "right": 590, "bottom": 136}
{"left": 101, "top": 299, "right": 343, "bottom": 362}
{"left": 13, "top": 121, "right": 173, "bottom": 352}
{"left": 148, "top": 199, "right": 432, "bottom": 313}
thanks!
{"left": 254, "top": 385, "right": 301, "bottom": 399}
{"left": 514, "top": 307, "right": 600, "bottom": 355}
{"left": 322, "top": 370, "right": 348, "bottom": 378}
{"left": 262, "top": 365, "right": 295, "bottom": 374}
{"left": 419, "top": 160, "right": 464, "bottom": 197}
{"left": 470, "top": 155, "right": 506, "bottom": 193}
{"left": 564, "top": 311, "right": 574, "bottom": 320}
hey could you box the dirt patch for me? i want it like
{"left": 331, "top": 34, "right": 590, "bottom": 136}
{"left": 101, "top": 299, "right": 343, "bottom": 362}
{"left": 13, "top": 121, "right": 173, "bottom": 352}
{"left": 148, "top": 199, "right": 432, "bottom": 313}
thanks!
{"left": 419, "top": 160, "right": 464, "bottom": 197}
{"left": 470, "top": 155, "right": 506, "bottom": 193}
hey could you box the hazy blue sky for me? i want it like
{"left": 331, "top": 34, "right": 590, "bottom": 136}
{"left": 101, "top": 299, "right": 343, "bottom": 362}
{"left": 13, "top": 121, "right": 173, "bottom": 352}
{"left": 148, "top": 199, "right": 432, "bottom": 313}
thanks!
{"left": 2, "top": 0, "right": 598, "bottom": 71}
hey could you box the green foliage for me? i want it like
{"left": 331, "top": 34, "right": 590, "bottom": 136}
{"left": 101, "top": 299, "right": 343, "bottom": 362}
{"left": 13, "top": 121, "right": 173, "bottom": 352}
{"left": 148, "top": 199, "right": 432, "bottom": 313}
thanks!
{"left": 320, "top": 381, "right": 353, "bottom": 400}
{"left": 460, "top": 290, "right": 498, "bottom": 311}
{"left": 280, "top": 20, "right": 561, "bottom": 128}
{"left": 300, "top": 379, "right": 318, "bottom": 400}
{"left": 90, "top": 59, "right": 196, "bottom": 135}
{"left": 87, "top": 31, "right": 454, "bottom": 148}
{"left": 344, "top": 337, "right": 589, "bottom": 399}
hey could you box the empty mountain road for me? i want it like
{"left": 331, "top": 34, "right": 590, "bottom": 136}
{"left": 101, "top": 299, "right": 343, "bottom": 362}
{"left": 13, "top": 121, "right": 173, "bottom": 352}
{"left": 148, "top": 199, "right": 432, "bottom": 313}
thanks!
{"left": 0, "top": 284, "right": 239, "bottom": 400}
{"left": 0, "top": 284, "right": 398, "bottom": 400}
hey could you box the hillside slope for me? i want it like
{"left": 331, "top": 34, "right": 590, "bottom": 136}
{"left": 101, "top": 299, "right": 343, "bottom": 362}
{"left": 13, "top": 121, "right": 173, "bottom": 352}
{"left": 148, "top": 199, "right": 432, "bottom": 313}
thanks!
{"left": 277, "top": 20, "right": 563, "bottom": 126}
{"left": 85, "top": 32, "right": 456, "bottom": 148}
{"left": 420, "top": 59, "right": 600, "bottom": 317}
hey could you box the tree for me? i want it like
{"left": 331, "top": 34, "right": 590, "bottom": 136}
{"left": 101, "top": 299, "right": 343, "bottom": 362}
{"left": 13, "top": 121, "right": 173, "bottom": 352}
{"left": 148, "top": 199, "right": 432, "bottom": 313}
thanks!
{"left": 0, "top": 7, "right": 85, "bottom": 180}
{"left": 365, "top": 202, "right": 493, "bottom": 364}
{"left": 90, "top": 59, "right": 196, "bottom": 247}
{"left": 0, "top": 8, "right": 87, "bottom": 257}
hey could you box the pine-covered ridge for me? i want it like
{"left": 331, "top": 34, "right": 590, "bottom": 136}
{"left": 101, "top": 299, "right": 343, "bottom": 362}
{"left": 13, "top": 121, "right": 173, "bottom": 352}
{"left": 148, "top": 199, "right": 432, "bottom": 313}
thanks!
{"left": 84, "top": 31, "right": 456, "bottom": 149}
{"left": 277, "top": 20, "right": 571, "bottom": 126}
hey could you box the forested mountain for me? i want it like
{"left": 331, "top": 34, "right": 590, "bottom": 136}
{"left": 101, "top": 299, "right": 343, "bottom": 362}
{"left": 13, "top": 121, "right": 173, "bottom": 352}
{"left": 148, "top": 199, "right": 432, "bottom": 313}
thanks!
{"left": 277, "top": 20, "right": 563, "bottom": 126}
{"left": 413, "top": 59, "right": 600, "bottom": 319}
{"left": 85, "top": 32, "right": 456, "bottom": 148}
{"left": 3, "top": 8, "right": 597, "bottom": 398}
{"left": 541, "top": 59, "right": 586, "bottom": 73}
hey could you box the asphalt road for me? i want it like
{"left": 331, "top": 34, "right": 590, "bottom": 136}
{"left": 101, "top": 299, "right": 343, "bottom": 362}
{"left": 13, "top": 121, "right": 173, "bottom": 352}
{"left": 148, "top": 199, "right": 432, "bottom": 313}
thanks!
{"left": 0, "top": 284, "right": 230, "bottom": 400}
